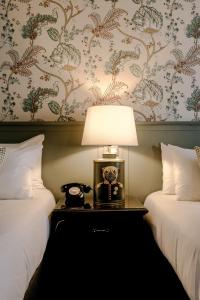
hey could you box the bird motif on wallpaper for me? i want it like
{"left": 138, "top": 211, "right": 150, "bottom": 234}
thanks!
{"left": 89, "top": 81, "right": 128, "bottom": 105}
{"left": 166, "top": 46, "right": 200, "bottom": 76}
{"left": 83, "top": 8, "right": 127, "bottom": 52}
{"left": 1, "top": 46, "right": 44, "bottom": 77}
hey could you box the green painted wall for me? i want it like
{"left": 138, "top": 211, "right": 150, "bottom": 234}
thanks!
{"left": 1, "top": 122, "right": 200, "bottom": 202}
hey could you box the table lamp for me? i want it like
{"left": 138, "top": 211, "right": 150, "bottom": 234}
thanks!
{"left": 81, "top": 105, "right": 138, "bottom": 209}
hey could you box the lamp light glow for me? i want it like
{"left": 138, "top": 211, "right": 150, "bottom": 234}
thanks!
{"left": 81, "top": 105, "right": 138, "bottom": 209}
{"left": 81, "top": 105, "right": 138, "bottom": 146}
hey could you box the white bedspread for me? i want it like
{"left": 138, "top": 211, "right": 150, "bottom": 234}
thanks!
{"left": 144, "top": 191, "right": 200, "bottom": 300}
{"left": 0, "top": 188, "right": 55, "bottom": 300}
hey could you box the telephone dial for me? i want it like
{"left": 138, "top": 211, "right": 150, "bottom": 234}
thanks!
{"left": 61, "top": 183, "right": 92, "bottom": 208}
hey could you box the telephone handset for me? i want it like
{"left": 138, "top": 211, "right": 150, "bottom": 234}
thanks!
{"left": 61, "top": 182, "right": 92, "bottom": 208}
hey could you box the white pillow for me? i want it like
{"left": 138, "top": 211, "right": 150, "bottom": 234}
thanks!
{"left": 161, "top": 143, "right": 175, "bottom": 194}
{"left": 0, "top": 147, "right": 32, "bottom": 199}
{"left": 169, "top": 145, "right": 200, "bottom": 201}
{"left": 0, "top": 135, "right": 44, "bottom": 189}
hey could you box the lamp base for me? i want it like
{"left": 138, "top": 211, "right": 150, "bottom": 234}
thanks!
{"left": 93, "top": 158, "right": 125, "bottom": 209}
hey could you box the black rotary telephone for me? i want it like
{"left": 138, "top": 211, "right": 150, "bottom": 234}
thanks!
{"left": 61, "top": 183, "right": 92, "bottom": 208}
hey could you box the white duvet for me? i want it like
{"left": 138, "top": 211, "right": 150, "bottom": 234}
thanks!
{"left": 0, "top": 188, "right": 55, "bottom": 300}
{"left": 144, "top": 191, "right": 200, "bottom": 300}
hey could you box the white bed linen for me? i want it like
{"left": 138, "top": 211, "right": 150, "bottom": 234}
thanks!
{"left": 144, "top": 191, "right": 200, "bottom": 300}
{"left": 0, "top": 188, "right": 55, "bottom": 300}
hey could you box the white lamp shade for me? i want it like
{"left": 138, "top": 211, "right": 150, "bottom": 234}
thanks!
{"left": 81, "top": 105, "right": 138, "bottom": 146}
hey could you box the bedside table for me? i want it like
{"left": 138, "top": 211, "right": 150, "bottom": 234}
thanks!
{"left": 30, "top": 200, "right": 190, "bottom": 300}
{"left": 50, "top": 198, "right": 148, "bottom": 272}
{"left": 50, "top": 197, "right": 148, "bottom": 237}
{"left": 38, "top": 199, "right": 149, "bottom": 299}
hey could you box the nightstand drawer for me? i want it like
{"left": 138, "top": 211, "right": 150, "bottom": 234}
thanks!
{"left": 51, "top": 209, "right": 145, "bottom": 236}
{"left": 50, "top": 209, "right": 147, "bottom": 263}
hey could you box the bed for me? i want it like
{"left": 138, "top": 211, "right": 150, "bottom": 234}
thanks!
{"left": 0, "top": 134, "right": 56, "bottom": 300}
{"left": 144, "top": 191, "right": 200, "bottom": 300}
{"left": 0, "top": 188, "right": 55, "bottom": 300}
{"left": 144, "top": 142, "right": 200, "bottom": 300}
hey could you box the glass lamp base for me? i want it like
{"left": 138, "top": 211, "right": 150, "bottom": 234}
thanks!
{"left": 93, "top": 158, "right": 125, "bottom": 209}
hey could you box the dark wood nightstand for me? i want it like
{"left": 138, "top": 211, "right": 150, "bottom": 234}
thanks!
{"left": 35, "top": 199, "right": 152, "bottom": 299}
{"left": 50, "top": 197, "right": 148, "bottom": 237}
{"left": 50, "top": 198, "right": 148, "bottom": 262}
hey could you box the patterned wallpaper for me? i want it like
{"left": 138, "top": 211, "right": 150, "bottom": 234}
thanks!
{"left": 0, "top": 0, "right": 200, "bottom": 122}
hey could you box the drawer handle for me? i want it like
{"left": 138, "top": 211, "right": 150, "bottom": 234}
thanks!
{"left": 54, "top": 220, "right": 65, "bottom": 233}
{"left": 91, "top": 228, "right": 111, "bottom": 233}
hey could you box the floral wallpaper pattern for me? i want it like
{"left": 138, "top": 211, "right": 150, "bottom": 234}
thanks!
{"left": 0, "top": 0, "right": 200, "bottom": 122}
